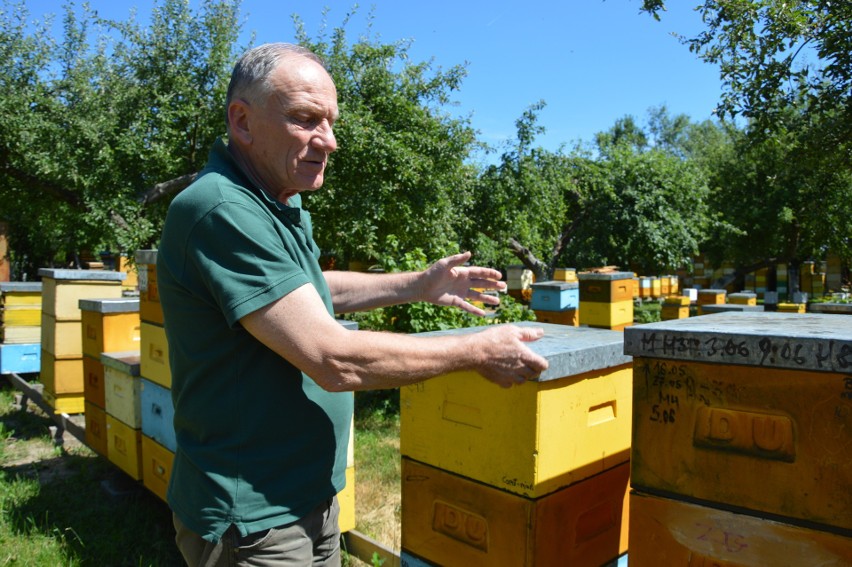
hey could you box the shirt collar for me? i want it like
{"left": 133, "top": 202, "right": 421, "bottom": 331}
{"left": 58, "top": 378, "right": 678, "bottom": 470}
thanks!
{"left": 210, "top": 138, "right": 303, "bottom": 226}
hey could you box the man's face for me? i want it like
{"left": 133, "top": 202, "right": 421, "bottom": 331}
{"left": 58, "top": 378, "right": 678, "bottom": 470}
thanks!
{"left": 246, "top": 57, "right": 339, "bottom": 202}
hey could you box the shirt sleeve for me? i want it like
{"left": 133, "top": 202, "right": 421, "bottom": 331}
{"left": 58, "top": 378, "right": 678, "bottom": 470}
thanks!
{"left": 185, "top": 200, "right": 312, "bottom": 327}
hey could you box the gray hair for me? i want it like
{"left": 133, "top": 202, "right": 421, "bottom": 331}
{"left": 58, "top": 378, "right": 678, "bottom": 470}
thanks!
{"left": 225, "top": 43, "right": 325, "bottom": 129}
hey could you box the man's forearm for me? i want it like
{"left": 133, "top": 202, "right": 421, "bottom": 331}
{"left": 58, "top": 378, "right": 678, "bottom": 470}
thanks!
{"left": 323, "top": 269, "right": 423, "bottom": 313}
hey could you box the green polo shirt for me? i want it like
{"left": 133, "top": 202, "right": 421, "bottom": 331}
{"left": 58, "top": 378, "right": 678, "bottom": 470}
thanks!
{"left": 157, "top": 139, "right": 352, "bottom": 542}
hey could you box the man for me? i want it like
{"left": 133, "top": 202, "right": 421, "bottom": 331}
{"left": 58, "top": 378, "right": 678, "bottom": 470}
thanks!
{"left": 157, "top": 43, "right": 548, "bottom": 566}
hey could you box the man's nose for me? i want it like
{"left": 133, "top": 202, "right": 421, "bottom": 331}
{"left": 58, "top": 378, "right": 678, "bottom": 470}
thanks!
{"left": 313, "top": 120, "right": 337, "bottom": 153}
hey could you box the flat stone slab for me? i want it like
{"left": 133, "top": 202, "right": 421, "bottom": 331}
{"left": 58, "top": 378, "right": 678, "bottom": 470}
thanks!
{"left": 78, "top": 298, "right": 139, "bottom": 313}
{"left": 624, "top": 312, "right": 852, "bottom": 373}
{"left": 416, "top": 321, "right": 631, "bottom": 382}
{"left": 38, "top": 268, "right": 125, "bottom": 281}
{"left": 700, "top": 304, "right": 764, "bottom": 313}
{"left": 0, "top": 282, "right": 42, "bottom": 293}
{"left": 810, "top": 303, "right": 852, "bottom": 314}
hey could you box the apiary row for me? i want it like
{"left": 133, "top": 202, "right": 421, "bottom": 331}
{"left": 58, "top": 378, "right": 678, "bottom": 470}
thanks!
{"left": 399, "top": 313, "right": 852, "bottom": 566}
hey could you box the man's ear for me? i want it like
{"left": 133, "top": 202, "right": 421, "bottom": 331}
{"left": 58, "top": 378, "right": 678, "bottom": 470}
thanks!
{"left": 228, "top": 99, "right": 253, "bottom": 145}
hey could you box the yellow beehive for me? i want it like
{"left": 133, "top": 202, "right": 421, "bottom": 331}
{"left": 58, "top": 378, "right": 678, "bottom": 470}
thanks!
{"left": 106, "top": 414, "right": 143, "bottom": 480}
{"left": 632, "top": 278, "right": 640, "bottom": 299}
{"left": 402, "top": 458, "right": 630, "bottom": 567}
{"left": 140, "top": 322, "right": 171, "bottom": 388}
{"left": 39, "top": 351, "right": 83, "bottom": 394}
{"left": 650, "top": 277, "right": 661, "bottom": 299}
{"left": 42, "top": 389, "right": 84, "bottom": 414}
{"left": 84, "top": 400, "right": 108, "bottom": 456}
{"left": 38, "top": 269, "right": 124, "bottom": 321}
{"left": 578, "top": 273, "right": 634, "bottom": 303}
{"left": 80, "top": 298, "right": 140, "bottom": 359}
{"left": 141, "top": 434, "right": 174, "bottom": 502}
{"left": 103, "top": 351, "right": 142, "bottom": 428}
{"left": 728, "top": 292, "right": 757, "bottom": 306}
{"left": 0, "top": 282, "right": 42, "bottom": 306}
{"left": 696, "top": 289, "right": 726, "bottom": 305}
{"left": 82, "top": 354, "right": 106, "bottom": 409}
{"left": 663, "top": 295, "right": 690, "bottom": 307}
{"left": 118, "top": 255, "right": 138, "bottom": 292}
{"left": 628, "top": 492, "right": 852, "bottom": 566}
{"left": 660, "top": 305, "right": 689, "bottom": 321}
{"left": 553, "top": 267, "right": 578, "bottom": 282}
{"left": 777, "top": 302, "right": 806, "bottom": 313}
{"left": 40, "top": 313, "right": 82, "bottom": 358}
{"left": 401, "top": 323, "right": 633, "bottom": 498}
{"left": 338, "top": 466, "right": 356, "bottom": 533}
{"left": 534, "top": 308, "right": 578, "bottom": 326}
{"left": 624, "top": 312, "right": 852, "bottom": 532}
{"left": 136, "top": 250, "right": 164, "bottom": 325}
{"left": 659, "top": 276, "right": 671, "bottom": 297}
{"left": 1, "top": 306, "right": 40, "bottom": 326}
{"left": 578, "top": 300, "right": 633, "bottom": 330}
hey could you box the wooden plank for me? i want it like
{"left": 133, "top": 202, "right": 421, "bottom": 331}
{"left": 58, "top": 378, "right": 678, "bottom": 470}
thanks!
{"left": 342, "top": 530, "right": 401, "bottom": 567}
{"left": 7, "top": 372, "right": 86, "bottom": 446}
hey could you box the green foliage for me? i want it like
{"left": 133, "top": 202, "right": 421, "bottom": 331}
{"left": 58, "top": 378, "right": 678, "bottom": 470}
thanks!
{"left": 0, "top": 0, "right": 242, "bottom": 277}
{"left": 294, "top": 8, "right": 480, "bottom": 264}
{"left": 467, "top": 104, "right": 713, "bottom": 277}
{"left": 344, "top": 237, "right": 485, "bottom": 333}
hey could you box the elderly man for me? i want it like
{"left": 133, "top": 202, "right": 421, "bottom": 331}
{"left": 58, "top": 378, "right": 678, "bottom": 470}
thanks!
{"left": 157, "top": 43, "right": 548, "bottom": 566}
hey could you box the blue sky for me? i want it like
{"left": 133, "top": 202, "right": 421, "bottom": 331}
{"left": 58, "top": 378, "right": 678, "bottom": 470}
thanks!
{"left": 24, "top": 1, "right": 723, "bottom": 156}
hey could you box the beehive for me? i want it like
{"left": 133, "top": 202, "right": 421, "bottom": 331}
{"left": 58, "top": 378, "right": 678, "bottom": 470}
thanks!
{"left": 83, "top": 355, "right": 106, "bottom": 408}
{"left": 0, "top": 282, "right": 42, "bottom": 345}
{"left": 624, "top": 312, "right": 852, "bottom": 532}
{"left": 141, "top": 435, "right": 173, "bottom": 502}
{"left": 84, "top": 400, "right": 108, "bottom": 456}
{"left": 578, "top": 300, "right": 633, "bottom": 331}
{"left": 38, "top": 269, "right": 125, "bottom": 320}
{"left": 661, "top": 296, "right": 690, "bottom": 322}
{"left": 628, "top": 492, "right": 852, "bottom": 566}
{"left": 578, "top": 272, "right": 634, "bottom": 331}
{"left": 42, "top": 389, "right": 84, "bottom": 414}
{"left": 696, "top": 288, "right": 726, "bottom": 306}
{"left": 106, "top": 414, "right": 143, "bottom": 480}
{"left": 135, "top": 250, "right": 163, "bottom": 325}
{"left": 402, "top": 458, "right": 630, "bottom": 567}
{"left": 0, "top": 343, "right": 40, "bottom": 374}
{"left": 79, "top": 298, "right": 140, "bottom": 358}
{"left": 777, "top": 302, "right": 806, "bottom": 313}
{"left": 534, "top": 308, "right": 579, "bottom": 326}
{"left": 578, "top": 274, "right": 633, "bottom": 303}
{"left": 39, "top": 352, "right": 83, "bottom": 394}
{"left": 728, "top": 292, "right": 757, "bottom": 306}
{"left": 140, "top": 322, "right": 171, "bottom": 388}
{"left": 401, "top": 322, "right": 632, "bottom": 499}
{"left": 40, "top": 313, "right": 82, "bottom": 358}
{"left": 530, "top": 281, "right": 579, "bottom": 312}
{"left": 553, "top": 267, "right": 578, "bottom": 282}
{"left": 103, "top": 351, "right": 142, "bottom": 428}
{"left": 140, "top": 377, "right": 176, "bottom": 452}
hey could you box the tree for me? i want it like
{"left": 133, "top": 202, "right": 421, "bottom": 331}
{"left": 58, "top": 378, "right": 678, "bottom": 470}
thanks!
{"left": 0, "top": 0, "right": 241, "bottom": 277}
{"left": 642, "top": 1, "right": 852, "bottom": 277}
{"left": 466, "top": 105, "right": 712, "bottom": 279}
{"left": 293, "top": 8, "right": 481, "bottom": 266}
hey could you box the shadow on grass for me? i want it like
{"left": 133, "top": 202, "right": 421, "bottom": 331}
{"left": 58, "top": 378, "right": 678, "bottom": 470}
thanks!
{"left": 2, "top": 444, "right": 184, "bottom": 566}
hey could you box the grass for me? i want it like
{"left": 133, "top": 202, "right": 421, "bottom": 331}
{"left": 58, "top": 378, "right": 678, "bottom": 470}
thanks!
{"left": 0, "top": 379, "right": 403, "bottom": 567}
{"left": 0, "top": 383, "right": 182, "bottom": 566}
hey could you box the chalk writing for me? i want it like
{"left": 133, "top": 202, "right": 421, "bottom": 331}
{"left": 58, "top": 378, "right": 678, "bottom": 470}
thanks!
{"left": 636, "top": 332, "right": 852, "bottom": 371}
{"left": 694, "top": 522, "right": 749, "bottom": 553}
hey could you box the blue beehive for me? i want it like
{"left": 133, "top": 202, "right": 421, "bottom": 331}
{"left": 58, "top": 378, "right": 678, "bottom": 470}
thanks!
{"left": 140, "top": 377, "right": 176, "bottom": 452}
{"left": 0, "top": 343, "right": 41, "bottom": 374}
{"left": 530, "top": 281, "right": 579, "bottom": 312}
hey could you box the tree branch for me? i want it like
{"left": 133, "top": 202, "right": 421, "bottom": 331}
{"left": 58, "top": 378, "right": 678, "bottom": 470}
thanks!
{"left": 508, "top": 237, "right": 549, "bottom": 281}
{"left": 139, "top": 172, "right": 198, "bottom": 206}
